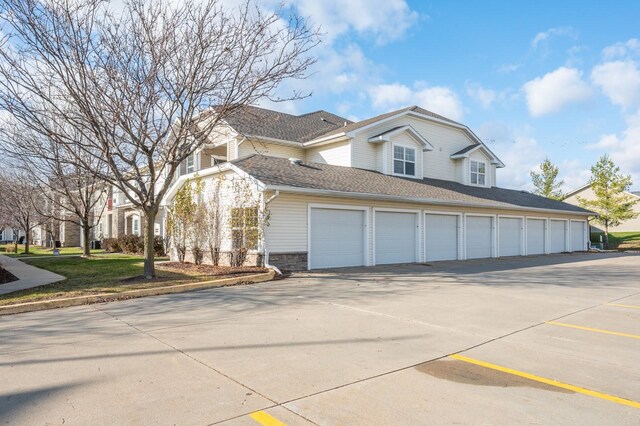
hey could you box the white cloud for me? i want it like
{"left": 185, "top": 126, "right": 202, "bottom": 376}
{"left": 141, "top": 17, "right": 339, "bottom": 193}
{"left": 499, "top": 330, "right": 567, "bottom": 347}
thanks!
{"left": 531, "top": 27, "right": 576, "bottom": 50}
{"left": 465, "top": 83, "right": 496, "bottom": 108}
{"left": 368, "top": 82, "right": 464, "bottom": 121}
{"left": 289, "top": 0, "right": 419, "bottom": 45}
{"left": 602, "top": 38, "right": 640, "bottom": 59}
{"left": 498, "top": 63, "right": 521, "bottom": 74}
{"left": 523, "top": 67, "right": 592, "bottom": 117}
{"left": 588, "top": 109, "right": 640, "bottom": 187}
{"left": 591, "top": 60, "right": 640, "bottom": 109}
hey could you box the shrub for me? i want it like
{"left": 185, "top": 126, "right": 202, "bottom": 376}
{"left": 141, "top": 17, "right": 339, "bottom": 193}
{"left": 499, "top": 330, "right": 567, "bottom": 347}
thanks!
{"left": 153, "top": 236, "right": 165, "bottom": 257}
{"left": 102, "top": 238, "right": 121, "bottom": 253}
{"left": 119, "top": 234, "right": 144, "bottom": 255}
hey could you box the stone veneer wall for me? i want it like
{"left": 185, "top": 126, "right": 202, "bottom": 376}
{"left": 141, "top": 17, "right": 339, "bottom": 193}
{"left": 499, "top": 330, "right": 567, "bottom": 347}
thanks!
{"left": 267, "top": 252, "right": 308, "bottom": 271}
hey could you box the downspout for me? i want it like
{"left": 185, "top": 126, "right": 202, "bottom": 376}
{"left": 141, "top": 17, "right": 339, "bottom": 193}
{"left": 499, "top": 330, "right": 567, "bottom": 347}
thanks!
{"left": 263, "top": 190, "right": 281, "bottom": 275}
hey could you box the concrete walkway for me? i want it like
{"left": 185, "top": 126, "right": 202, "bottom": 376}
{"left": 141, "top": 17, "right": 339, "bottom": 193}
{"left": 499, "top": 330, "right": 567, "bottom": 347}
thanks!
{"left": 0, "top": 254, "right": 65, "bottom": 295}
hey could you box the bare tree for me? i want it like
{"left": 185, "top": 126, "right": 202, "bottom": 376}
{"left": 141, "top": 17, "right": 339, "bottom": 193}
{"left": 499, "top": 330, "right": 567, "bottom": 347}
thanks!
{"left": 0, "top": 171, "right": 44, "bottom": 254}
{"left": 0, "top": 119, "right": 109, "bottom": 256}
{"left": 202, "top": 175, "right": 225, "bottom": 266}
{"left": 0, "top": 0, "right": 318, "bottom": 277}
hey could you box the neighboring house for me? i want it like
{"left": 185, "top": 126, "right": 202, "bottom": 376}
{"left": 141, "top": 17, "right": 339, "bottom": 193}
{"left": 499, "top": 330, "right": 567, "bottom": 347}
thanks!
{"left": 564, "top": 184, "right": 640, "bottom": 233}
{"left": 164, "top": 105, "right": 593, "bottom": 270}
{"left": 0, "top": 228, "right": 24, "bottom": 244}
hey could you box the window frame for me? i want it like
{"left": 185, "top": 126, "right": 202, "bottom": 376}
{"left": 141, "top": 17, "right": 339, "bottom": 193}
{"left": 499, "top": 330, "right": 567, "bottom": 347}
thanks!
{"left": 185, "top": 153, "right": 195, "bottom": 174}
{"left": 470, "top": 160, "right": 487, "bottom": 186}
{"left": 231, "top": 206, "right": 259, "bottom": 251}
{"left": 392, "top": 144, "right": 417, "bottom": 177}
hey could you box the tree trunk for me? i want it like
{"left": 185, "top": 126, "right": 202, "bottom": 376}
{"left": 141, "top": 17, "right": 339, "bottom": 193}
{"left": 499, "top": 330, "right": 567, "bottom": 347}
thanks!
{"left": 24, "top": 219, "right": 30, "bottom": 254}
{"left": 82, "top": 218, "right": 91, "bottom": 257}
{"left": 143, "top": 209, "right": 157, "bottom": 278}
{"left": 604, "top": 223, "right": 610, "bottom": 250}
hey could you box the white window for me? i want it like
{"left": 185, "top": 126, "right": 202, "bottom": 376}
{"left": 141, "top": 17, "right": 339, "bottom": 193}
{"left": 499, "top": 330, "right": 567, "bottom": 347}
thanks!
{"left": 185, "top": 154, "right": 195, "bottom": 174}
{"left": 133, "top": 218, "right": 139, "bottom": 235}
{"left": 393, "top": 145, "right": 416, "bottom": 177}
{"left": 154, "top": 223, "right": 161, "bottom": 235}
{"left": 471, "top": 160, "right": 486, "bottom": 185}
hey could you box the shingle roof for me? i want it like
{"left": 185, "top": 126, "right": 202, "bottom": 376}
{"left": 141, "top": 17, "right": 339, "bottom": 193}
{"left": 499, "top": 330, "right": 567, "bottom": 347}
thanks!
{"left": 232, "top": 155, "right": 593, "bottom": 214}
{"left": 222, "top": 105, "right": 352, "bottom": 143}
{"left": 319, "top": 105, "right": 463, "bottom": 139}
{"left": 631, "top": 191, "right": 640, "bottom": 197}
{"left": 451, "top": 144, "right": 481, "bottom": 156}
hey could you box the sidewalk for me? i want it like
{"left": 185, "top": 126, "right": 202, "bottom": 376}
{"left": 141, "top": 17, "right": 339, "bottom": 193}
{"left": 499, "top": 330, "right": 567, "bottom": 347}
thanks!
{"left": 0, "top": 254, "right": 65, "bottom": 295}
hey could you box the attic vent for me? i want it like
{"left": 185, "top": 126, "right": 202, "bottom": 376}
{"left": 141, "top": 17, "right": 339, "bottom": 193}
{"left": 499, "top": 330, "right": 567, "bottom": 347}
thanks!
{"left": 289, "top": 158, "right": 303, "bottom": 165}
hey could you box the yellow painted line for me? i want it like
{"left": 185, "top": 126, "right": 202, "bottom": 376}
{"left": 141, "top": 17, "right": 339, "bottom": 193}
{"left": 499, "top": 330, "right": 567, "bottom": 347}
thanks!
{"left": 546, "top": 321, "right": 640, "bottom": 340}
{"left": 608, "top": 303, "right": 640, "bottom": 310}
{"left": 249, "top": 410, "right": 287, "bottom": 426}
{"left": 450, "top": 354, "right": 640, "bottom": 409}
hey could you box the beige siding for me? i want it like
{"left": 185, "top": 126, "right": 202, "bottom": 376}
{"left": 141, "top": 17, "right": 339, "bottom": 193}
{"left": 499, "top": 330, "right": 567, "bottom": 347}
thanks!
{"left": 238, "top": 140, "right": 304, "bottom": 160}
{"left": 305, "top": 140, "right": 351, "bottom": 166}
{"left": 264, "top": 192, "right": 588, "bottom": 266}
{"left": 350, "top": 115, "right": 475, "bottom": 182}
{"left": 565, "top": 187, "right": 640, "bottom": 232}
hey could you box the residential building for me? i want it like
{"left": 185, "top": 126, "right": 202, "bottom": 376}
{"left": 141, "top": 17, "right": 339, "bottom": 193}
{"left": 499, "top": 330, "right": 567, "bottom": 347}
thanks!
{"left": 564, "top": 184, "right": 640, "bottom": 233}
{"left": 164, "top": 105, "right": 593, "bottom": 270}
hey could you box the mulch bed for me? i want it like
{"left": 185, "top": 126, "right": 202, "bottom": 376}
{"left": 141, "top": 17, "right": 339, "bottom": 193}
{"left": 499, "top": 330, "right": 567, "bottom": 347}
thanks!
{"left": 156, "top": 262, "right": 269, "bottom": 277}
{"left": 0, "top": 266, "right": 18, "bottom": 285}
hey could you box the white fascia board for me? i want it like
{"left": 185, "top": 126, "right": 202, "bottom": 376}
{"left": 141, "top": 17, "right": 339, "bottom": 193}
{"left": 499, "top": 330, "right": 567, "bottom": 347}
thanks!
{"left": 302, "top": 133, "right": 350, "bottom": 147}
{"left": 563, "top": 183, "right": 592, "bottom": 198}
{"left": 264, "top": 185, "right": 594, "bottom": 217}
{"left": 450, "top": 145, "right": 502, "bottom": 166}
{"left": 241, "top": 134, "right": 304, "bottom": 148}
{"left": 367, "top": 125, "right": 434, "bottom": 152}
{"left": 161, "top": 163, "right": 266, "bottom": 206}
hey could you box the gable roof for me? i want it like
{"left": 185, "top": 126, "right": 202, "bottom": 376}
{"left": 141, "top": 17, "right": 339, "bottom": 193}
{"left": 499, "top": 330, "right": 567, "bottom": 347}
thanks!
{"left": 451, "top": 144, "right": 481, "bottom": 156}
{"left": 367, "top": 125, "right": 434, "bottom": 151}
{"left": 631, "top": 191, "right": 640, "bottom": 197}
{"left": 565, "top": 183, "right": 640, "bottom": 199}
{"left": 232, "top": 155, "right": 592, "bottom": 215}
{"left": 222, "top": 105, "right": 352, "bottom": 143}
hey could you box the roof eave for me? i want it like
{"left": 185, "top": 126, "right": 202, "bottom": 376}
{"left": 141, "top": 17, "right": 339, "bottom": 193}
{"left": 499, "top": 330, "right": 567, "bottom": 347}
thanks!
{"left": 263, "top": 185, "right": 594, "bottom": 216}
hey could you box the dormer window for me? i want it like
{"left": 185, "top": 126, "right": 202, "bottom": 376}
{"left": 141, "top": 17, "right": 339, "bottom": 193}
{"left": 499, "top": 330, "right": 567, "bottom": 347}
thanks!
{"left": 393, "top": 145, "right": 416, "bottom": 177}
{"left": 471, "top": 160, "right": 486, "bottom": 185}
{"left": 186, "top": 153, "right": 195, "bottom": 174}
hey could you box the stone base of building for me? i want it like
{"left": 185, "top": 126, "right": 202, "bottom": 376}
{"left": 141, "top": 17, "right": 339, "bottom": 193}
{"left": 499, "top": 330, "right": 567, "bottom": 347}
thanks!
{"left": 267, "top": 252, "right": 308, "bottom": 271}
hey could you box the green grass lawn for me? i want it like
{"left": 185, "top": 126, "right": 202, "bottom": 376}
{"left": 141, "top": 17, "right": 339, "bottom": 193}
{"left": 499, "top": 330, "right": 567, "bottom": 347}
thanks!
{"left": 0, "top": 244, "right": 104, "bottom": 257}
{"left": 591, "top": 232, "right": 640, "bottom": 248}
{"left": 0, "top": 254, "right": 195, "bottom": 306}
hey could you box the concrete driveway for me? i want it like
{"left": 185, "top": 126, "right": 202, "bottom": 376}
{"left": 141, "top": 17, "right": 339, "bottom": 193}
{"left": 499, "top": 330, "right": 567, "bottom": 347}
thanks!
{"left": 1, "top": 252, "right": 639, "bottom": 425}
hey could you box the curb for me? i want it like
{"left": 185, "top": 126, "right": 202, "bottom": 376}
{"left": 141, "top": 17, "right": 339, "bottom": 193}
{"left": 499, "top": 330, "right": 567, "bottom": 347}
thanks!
{"left": 0, "top": 271, "right": 275, "bottom": 316}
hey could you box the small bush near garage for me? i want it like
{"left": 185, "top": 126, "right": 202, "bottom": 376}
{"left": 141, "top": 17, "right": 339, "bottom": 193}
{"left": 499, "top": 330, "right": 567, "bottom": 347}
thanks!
{"left": 102, "top": 235, "right": 165, "bottom": 256}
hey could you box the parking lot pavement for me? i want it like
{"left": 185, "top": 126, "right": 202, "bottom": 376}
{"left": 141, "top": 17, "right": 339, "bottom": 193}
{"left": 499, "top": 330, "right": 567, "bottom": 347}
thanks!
{"left": 1, "top": 252, "right": 639, "bottom": 425}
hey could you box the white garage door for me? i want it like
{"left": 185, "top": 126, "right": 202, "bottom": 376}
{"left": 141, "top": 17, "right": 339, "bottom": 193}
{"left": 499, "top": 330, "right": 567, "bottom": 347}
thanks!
{"left": 425, "top": 214, "right": 459, "bottom": 261}
{"left": 526, "top": 219, "right": 545, "bottom": 255}
{"left": 466, "top": 216, "right": 493, "bottom": 259}
{"left": 310, "top": 208, "right": 366, "bottom": 269}
{"left": 499, "top": 217, "right": 523, "bottom": 257}
{"left": 571, "top": 221, "right": 586, "bottom": 251}
{"left": 375, "top": 211, "right": 417, "bottom": 265}
{"left": 549, "top": 220, "right": 567, "bottom": 253}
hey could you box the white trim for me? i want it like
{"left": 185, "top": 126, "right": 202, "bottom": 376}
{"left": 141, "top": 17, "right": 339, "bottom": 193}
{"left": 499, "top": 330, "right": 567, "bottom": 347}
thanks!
{"left": 368, "top": 125, "right": 434, "bottom": 152}
{"left": 372, "top": 207, "right": 421, "bottom": 266}
{"left": 424, "top": 210, "right": 464, "bottom": 261}
{"left": 307, "top": 203, "right": 369, "bottom": 270}
{"left": 265, "top": 185, "right": 593, "bottom": 217}
{"left": 497, "top": 214, "right": 525, "bottom": 257}
{"left": 391, "top": 143, "right": 419, "bottom": 179}
{"left": 464, "top": 213, "right": 497, "bottom": 259}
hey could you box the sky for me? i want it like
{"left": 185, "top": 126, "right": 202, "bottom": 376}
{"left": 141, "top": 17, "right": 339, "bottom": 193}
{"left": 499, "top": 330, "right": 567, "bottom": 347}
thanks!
{"left": 263, "top": 0, "right": 640, "bottom": 192}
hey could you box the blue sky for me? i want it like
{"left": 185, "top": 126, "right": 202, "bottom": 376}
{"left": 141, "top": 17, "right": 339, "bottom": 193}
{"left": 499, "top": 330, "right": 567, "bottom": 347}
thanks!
{"left": 267, "top": 0, "right": 640, "bottom": 192}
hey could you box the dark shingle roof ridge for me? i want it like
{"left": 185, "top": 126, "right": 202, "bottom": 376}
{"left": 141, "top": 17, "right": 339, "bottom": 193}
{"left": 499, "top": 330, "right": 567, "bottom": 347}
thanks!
{"left": 452, "top": 144, "right": 481, "bottom": 156}
{"left": 231, "top": 155, "right": 593, "bottom": 214}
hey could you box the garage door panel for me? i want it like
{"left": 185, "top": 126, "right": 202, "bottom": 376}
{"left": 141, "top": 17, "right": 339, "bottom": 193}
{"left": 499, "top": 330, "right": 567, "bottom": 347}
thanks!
{"left": 526, "top": 219, "right": 545, "bottom": 255}
{"left": 375, "top": 211, "right": 417, "bottom": 265}
{"left": 466, "top": 216, "right": 493, "bottom": 259}
{"left": 549, "top": 220, "right": 567, "bottom": 253}
{"left": 499, "top": 217, "right": 523, "bottom": 257}
{"left": 425, "top": 214, "right": 458, "bottom": 261}
{"left": 310, "top": 208, "right": 365, "bottom": 269}
{"left": 571, "top": 221, "right": 586, "bottom": 251}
